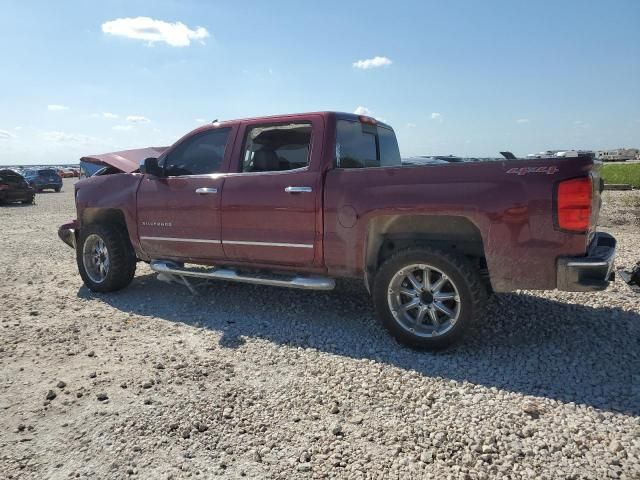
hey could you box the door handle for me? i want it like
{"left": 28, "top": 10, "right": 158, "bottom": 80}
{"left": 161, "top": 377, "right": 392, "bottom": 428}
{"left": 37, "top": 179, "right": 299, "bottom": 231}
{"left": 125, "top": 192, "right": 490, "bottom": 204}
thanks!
{"left": 195, "top": 187, "right": 218, "bottom": 194}
{"left": 284, "top": 186, "right": 312, "bottom": 193}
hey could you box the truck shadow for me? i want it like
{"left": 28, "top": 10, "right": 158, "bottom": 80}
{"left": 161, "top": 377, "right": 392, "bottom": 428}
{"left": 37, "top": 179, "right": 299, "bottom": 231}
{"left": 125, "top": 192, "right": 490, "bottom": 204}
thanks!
{"left": 78, "top": 274, "right": 639, "bottom": 415}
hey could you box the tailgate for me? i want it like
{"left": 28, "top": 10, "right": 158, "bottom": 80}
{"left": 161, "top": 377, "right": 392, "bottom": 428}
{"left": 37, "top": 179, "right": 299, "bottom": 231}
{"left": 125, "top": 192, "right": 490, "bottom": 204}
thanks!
{"left": 590, "top": 160, "right": 604, "bottom": 239}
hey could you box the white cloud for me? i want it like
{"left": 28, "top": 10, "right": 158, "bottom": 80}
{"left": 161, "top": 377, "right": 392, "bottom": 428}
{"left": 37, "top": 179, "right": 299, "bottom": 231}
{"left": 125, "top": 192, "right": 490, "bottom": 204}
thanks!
{"left": 102, "top": 17, "right": 210, "bottom": 47}
{"left": 195, "top": 118, "right": 207, "bottom": 123}
{"left": 352, "top": 56, "right": 392, "bottom": 70}
{"left": 516, "top": 118, "right": 529, "bottom": 124}
{"left": 354, "top": 106, "right": 372, "bottom": 116}
{"left": 113, "top": 125, "right": 135, "bottom": 131}
{"left": 42, "top": 131, "right": 95, "bottom": 144}
{"left": 0, "top": 129, "right": 15, "bottom": 140}
{"left": 407, "top": 122, "right": 417, "bottom": 128}
{"left": 431, "top": 112, "right": 442, "bottom": 120}
{"left": 126, "top": 115, "right": 150, "bottom": 124}
{"left": 48, "top": 104, "right": 69, "bottom": 111}
{"left": 103, "top": 112, "right": 119, "bottom": 119}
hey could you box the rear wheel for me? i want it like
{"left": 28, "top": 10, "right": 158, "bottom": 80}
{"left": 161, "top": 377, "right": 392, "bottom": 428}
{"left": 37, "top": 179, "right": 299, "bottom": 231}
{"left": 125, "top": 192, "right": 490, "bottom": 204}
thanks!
{"left": 373, "top": 247, "right": 486, "bottom": 350}
{"left": 54, "top": 187, "right": 61, "bottom": 193}
{"left": 21, "top": 196, "right": 34, "bottom": 204}
{"left": 77, "top": 223, "right": 136, "bottom": 292}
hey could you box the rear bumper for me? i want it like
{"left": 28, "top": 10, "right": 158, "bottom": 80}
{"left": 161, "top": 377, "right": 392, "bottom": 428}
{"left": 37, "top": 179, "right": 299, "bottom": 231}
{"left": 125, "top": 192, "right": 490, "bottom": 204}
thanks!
{"left": 29, "top": 180, "right": 62, "bottom": 189}
{"left": 557, "top": 232, "right": 616, "bottom": 292}
{"left": 58, "top": 220, "right": 78, "bottom": 249}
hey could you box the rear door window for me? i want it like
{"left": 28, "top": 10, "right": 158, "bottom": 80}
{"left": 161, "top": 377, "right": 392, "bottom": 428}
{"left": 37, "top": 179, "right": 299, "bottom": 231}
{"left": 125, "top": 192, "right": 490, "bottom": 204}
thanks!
{"left": 241, "top": 123, "right": 312, "bottom": 172}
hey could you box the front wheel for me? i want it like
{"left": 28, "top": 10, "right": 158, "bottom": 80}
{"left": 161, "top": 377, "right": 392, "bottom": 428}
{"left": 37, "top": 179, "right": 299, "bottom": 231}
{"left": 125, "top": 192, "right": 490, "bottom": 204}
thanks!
{"left": 373, "top": 247, "right": 486, "bottom": 350}
{"left": 76, "top": 223, "right": 136, "bottom": 292}
{"left": 54, "top": 187, "right": 61, "bottom": 193}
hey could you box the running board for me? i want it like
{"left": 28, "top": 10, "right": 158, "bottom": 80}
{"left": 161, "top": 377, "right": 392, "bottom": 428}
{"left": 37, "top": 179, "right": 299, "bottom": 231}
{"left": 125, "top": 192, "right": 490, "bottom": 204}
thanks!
{"left": 149, "top": 260, "right": 335, "bottom": 291}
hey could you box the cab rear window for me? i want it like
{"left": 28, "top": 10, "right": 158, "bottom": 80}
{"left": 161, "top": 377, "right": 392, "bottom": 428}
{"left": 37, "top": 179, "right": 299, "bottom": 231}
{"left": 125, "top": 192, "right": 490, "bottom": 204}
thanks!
{"left": 335, "top": 120, "right": 401, "bottom": 169}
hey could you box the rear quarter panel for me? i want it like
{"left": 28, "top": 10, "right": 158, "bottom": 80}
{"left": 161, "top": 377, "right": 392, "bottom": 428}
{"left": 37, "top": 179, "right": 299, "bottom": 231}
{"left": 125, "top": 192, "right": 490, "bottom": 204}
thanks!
{"left": 323, "top": 157, "right": 595, "bottom": 291}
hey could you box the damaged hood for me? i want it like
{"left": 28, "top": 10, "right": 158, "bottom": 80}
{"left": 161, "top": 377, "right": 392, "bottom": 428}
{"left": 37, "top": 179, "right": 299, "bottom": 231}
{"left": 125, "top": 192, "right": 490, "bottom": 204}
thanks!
{"left": 80, "top": 146, "right": 169, "bottom": 173}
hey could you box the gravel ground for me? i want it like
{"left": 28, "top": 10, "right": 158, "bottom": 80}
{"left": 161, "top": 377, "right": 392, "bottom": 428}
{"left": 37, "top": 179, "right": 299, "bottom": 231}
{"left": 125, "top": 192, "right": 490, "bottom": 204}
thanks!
{"left": 1, "top": 180, "right": 638, "bottom": 480}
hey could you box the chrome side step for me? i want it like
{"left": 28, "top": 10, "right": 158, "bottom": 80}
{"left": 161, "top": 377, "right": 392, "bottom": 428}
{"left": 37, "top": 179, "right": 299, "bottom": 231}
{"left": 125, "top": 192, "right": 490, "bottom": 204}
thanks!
{"left": 149, "top": 260, "right": 335, "bottom": 291}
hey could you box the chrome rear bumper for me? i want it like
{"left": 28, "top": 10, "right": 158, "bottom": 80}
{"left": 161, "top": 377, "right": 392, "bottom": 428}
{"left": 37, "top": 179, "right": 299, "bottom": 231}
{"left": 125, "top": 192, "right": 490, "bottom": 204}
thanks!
{"left": 557, "top": 232, "right": 616, "bottom": 292}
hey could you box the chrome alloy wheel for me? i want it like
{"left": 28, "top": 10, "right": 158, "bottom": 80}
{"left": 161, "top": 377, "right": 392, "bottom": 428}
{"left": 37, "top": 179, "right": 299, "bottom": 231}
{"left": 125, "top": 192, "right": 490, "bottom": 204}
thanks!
{"left": 387, "top": 263, "right": 461, "bottom": 337}
{"left": 82, "top": 234, "right": 110, "bottom": 284}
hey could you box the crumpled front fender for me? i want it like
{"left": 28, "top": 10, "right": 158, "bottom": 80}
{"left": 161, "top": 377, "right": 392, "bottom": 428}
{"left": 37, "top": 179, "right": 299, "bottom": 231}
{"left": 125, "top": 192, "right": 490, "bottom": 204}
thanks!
{"left": 58, "top": 220, "right": 78, "bottom": 249}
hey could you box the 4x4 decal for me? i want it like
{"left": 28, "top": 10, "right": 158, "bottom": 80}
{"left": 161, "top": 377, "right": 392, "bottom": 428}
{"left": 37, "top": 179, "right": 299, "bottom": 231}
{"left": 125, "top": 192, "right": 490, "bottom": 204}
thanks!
{"left": 506, "top": 166, "right": 559, "bottom": 176}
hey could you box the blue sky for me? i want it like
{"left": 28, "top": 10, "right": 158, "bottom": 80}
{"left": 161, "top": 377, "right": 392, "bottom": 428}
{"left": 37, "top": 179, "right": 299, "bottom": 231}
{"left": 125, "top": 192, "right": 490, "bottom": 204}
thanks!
{"left": 0, "top": 0, "right": 638, "bottom": 165}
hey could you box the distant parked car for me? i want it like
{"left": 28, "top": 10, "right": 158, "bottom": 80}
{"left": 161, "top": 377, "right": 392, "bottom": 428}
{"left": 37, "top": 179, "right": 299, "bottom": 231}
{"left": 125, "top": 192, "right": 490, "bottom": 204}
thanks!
{"left": 22, "top": 168, "right": 63, "bottom": 192}
{"left": 0, "top": 169, "right": 35, "bottom": 204}
{"left": 57, "top": 168, "right": 75, "bottom": 178}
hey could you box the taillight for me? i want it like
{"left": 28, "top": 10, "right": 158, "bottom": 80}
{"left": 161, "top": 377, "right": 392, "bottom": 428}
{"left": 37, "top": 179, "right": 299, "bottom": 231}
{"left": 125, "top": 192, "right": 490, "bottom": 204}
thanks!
{"left": 556, "top": 177, "right": 592, "bottom": 232}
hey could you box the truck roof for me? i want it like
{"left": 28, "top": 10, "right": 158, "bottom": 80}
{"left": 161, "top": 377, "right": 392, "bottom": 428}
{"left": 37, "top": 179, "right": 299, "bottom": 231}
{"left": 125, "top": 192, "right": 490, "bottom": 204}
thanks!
{"left": 210, "top": 111, "right": 393, "bottom": 130}
{"left": 79, "top": 112, "right": 394, "bottom": 174}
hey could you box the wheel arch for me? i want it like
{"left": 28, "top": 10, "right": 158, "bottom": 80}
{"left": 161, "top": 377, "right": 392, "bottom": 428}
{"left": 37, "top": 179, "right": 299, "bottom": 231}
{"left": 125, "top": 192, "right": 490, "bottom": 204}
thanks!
{"left": 364, "top": 214, "right": 488, "bottom": 290}
{"left": 81, "top": 207, "right": 128, "bottom": 231}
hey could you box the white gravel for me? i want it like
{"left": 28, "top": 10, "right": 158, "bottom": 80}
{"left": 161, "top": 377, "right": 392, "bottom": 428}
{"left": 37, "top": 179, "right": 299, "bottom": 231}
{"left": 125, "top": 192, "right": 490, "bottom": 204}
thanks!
{"left": 1, "top": 180, "right": 638, "bottom": 479}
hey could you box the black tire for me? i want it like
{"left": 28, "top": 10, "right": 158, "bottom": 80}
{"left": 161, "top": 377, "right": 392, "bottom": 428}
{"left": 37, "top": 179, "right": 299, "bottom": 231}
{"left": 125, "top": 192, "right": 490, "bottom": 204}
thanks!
{"left": 55, "top": 187, "right": 61, "bottom": 193}
{"left": 373, "top": 247, "right": 486, "bottom": 350}
{"left": 21, "top": 196, "right": 34, "bottom": 204}
{"left": 76, "top": 223, "right": 136, "bottom": 292}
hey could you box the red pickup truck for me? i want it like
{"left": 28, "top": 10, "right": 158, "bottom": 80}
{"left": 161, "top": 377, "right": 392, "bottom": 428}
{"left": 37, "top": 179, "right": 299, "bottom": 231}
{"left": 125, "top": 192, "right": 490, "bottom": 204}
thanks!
{"left": 59, "top": 111, "right": 616, "bottom": 349}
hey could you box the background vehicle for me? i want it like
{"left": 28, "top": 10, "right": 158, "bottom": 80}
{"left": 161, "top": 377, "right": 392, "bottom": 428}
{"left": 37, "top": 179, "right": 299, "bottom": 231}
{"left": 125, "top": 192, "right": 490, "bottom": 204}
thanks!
{"left": 23, "top": 168, "right": 63, "bottom": 192}
{"left": 57, "top": 168, "right": 76, "bottom": 178}
{"left": 59, "top": 112, "right": 616, "bottom": 349}
{"left": 0, "top": 169, "right": 35, "bottom": 204}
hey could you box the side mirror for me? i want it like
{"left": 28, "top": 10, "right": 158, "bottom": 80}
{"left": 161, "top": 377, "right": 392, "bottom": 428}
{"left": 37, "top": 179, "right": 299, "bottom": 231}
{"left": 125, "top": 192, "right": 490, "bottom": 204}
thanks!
{"left": 140, "top": 157, "right": 163, "bottom": 177}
